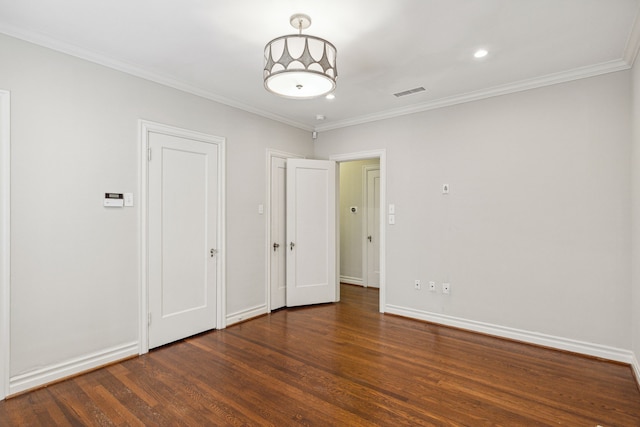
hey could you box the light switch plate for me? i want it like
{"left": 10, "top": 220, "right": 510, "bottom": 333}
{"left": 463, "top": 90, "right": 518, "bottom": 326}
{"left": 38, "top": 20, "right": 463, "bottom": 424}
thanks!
{"left": 388, "top": 214, "right": 395, "bottom": 225}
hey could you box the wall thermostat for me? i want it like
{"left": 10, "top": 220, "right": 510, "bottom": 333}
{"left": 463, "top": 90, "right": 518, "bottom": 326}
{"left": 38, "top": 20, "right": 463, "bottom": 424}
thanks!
{"left": 104, "top": 193, "right": 124, "bottom": 207}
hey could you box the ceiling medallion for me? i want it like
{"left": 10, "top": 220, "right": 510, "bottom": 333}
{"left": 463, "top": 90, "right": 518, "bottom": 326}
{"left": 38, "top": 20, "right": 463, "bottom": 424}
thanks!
{"left": 264, "top": 14, "right": 337, "bottom": 99}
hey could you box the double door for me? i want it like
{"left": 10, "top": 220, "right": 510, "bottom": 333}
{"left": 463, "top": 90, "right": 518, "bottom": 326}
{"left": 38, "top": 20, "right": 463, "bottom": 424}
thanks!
{"left": 270, "top": 158, "right": 337, "bottom": 309}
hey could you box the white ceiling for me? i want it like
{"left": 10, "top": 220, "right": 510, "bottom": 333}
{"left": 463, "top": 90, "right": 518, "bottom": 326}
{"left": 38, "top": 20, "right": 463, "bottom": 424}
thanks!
{"left": 1, "top": 0, "right": 639, "bottom": 131}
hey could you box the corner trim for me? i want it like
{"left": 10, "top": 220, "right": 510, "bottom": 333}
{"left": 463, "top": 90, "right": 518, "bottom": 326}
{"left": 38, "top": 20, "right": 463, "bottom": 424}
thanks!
{"left": 385, "top": 304, "right": 634, "bottom": 364}
{"left": 623, "top": 5, "right": 640, "bottom": 66}
{"left": 632, "top": 353, "right": 640, "bottom": 389}
{"left": 8, "top": 342, "right": 138, "bottom": 397}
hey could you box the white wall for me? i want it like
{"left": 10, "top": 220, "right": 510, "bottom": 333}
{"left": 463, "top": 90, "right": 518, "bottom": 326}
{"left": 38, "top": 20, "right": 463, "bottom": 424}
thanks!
{"left": 315, "top": 71, "right": 632, "bottom": 352}
{"left": 632, "top": 60, "right": 640, "bottom": 372}
{"left": 339, "top": 159, "right": 380, "bottom": 284}
{"left": 0, "top": 33, "right": 312, "bottom": 386}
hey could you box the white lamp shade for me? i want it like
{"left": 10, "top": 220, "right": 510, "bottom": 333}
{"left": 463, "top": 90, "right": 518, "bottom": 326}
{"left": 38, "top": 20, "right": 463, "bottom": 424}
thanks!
{"left": 264, "top": 34, "right": 337, "bottom": 99}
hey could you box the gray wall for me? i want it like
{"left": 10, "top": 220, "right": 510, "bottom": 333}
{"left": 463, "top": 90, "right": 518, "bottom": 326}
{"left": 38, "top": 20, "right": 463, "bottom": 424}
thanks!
{"left": 1, "top": 33, "right": 312, "bottom": 378}
{"left": 315, "top": 71, "right": 632, "bottom": 350}
{"left": 2, "top": 29, "right": 638, "bottom": 392}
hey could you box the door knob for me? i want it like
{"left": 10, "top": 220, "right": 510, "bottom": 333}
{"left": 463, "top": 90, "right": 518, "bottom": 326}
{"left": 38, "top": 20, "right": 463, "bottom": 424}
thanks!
{"left": 367, "top": 235, "right": 372, "bottom": 242}
{"left": 290, "top": 242, "right": 295, "bottom": 251}
{"left": 210, "top": 248, "right": 217, "bottom": 257}
{"left": 273, "top": 242, "right": 280, "bottom": 252}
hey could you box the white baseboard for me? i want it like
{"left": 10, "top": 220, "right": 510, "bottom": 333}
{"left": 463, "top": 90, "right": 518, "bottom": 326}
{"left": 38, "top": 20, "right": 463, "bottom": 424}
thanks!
{"left": 226, "top": 304, "right": 267, "bottom": 327}
{"left": 385, "top": 304, "right": 634, "bottom": 364}
{"left": 9, "top": 341, "right": 139, "bottom": 396}
{"left": 340, "top": 275, "right": 363, "bottom": 286}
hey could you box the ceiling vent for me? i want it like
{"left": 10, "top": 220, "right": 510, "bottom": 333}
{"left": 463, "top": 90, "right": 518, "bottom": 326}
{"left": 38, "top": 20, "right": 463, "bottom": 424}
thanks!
{"left": 393, "top": 87, "right": 426, "bottom": 97}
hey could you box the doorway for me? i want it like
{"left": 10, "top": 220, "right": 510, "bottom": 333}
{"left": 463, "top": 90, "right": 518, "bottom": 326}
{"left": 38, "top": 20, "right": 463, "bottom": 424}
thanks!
{"left": 139, "top": 120, "right": 226, "bottom": 353}
{"left": 338, "top": 160, "right": 380, "bottom": 288}
{"left": 332, "top": 150, "right": 386, "bottom": 312}
{"left": 267, "top": 149, "right": 386, "bottom": 313}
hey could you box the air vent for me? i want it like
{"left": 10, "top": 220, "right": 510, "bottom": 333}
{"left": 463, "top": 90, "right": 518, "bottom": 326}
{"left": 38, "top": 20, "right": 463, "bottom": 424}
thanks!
{"left": 393, "top": 87, "right": 426, "bottom": 97}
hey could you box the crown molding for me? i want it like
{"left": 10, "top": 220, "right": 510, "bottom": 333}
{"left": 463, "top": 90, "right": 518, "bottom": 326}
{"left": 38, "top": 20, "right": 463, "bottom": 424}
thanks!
{"left": 0, "top": 23, "right": 634, "bottom": 135}
{"left": 315, "top": 59, "right": 631, "bottom": 132}
{"left": 0, "top": 25, "right": 313, "bottom": 132}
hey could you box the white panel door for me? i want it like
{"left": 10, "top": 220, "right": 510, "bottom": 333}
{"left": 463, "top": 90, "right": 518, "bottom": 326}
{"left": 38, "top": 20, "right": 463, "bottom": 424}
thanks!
{"left": 148, "top": 132, "right": 218, "bottom": 349}
{"left": 286, "top": 159, "right": 337, "bottom": 307}
{"left": 366, "top": 168, "right": 381, "bottom": 287}
{"left": 270, "top": 157, "right": 287, "bottom": 310}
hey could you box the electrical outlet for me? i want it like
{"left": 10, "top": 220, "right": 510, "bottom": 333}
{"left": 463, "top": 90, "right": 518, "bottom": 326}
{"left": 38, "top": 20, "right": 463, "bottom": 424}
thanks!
{"left": 414, "top": 279, "right": 421, "bottom": 290}
{"left": 442, "top": 283, "right": 450, "bottom": 294}
{"left": 429, "top": 281, "right": 436, "bottom": 292}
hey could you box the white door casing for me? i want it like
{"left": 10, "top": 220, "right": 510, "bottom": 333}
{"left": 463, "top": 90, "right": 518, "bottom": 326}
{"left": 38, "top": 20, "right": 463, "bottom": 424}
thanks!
{"left": 365, "top": 167, "right": 381, "bottom": 288}
{"left": 140, "top": 120, "right": 225, "bottom": 353}
{"left": 270, "top": 157, "right": 287, "bottom": 310}
{"left": 0, "top": 90, "right": 10, "bottom": 400}
{"left": 286, "top": 159, "right": 337, "bottom": 307}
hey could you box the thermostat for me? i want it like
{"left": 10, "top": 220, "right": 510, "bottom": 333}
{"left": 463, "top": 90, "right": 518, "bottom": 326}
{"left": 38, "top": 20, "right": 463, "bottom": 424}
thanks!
{"left": 104, "top": 193, "right": 124, "bottom": 207}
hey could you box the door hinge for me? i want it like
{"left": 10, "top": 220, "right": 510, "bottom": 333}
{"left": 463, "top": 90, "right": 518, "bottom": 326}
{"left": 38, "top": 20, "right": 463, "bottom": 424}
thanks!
{"left": 147, "top": 148, "right": 152, "bottom": 161}
{"left": 148, "top": 312, "right": 151, "bottom": 326}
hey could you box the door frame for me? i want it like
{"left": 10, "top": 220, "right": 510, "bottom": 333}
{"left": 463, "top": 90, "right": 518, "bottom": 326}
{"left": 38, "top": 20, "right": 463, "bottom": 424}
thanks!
{"left": 0, "top": 90, "right": 10, "bottom": 399}
{"left": 139, "top": 120, "right": 226, "bottom": 354}
{"left": 331, "top": 150, "right": 386, "bottom": 313}
{"left": 362, "top": 164, "right": 380, "bottom": 288}
{"left": 265, "top": 149, "right": 304, "bottom": 312}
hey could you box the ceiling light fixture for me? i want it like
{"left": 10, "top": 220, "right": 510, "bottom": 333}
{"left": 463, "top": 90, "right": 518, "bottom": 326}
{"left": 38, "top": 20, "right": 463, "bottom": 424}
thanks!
{"left": 264, "top": 14, "right": 337, "bottom": 99}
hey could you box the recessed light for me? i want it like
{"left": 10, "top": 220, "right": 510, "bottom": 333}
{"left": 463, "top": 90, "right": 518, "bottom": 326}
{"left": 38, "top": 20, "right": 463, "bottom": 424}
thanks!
{"left": 474, "top": 49, "right": 488, "bottom": 59}
{"left": 326, "top": 93, "right": 335, "bottom": 100}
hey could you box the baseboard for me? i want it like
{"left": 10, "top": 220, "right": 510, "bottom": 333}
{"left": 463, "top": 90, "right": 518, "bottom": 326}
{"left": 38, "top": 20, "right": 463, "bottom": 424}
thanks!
{"left": 340, "top": 275, "right": 363, "bottom": 286}
{"left": 385, "top": 304, "right": 634, "bottom": 364}
{"left": 226, "top": 304, "right": 267, "bottom": 327}
{"left": 9, "top": 341, "right": 139, "bottom": 396}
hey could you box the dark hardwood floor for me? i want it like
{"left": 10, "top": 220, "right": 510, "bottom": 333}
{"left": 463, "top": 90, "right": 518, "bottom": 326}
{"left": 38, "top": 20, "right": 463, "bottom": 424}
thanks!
{"left": 2, "top": 284, "right": 639, "bottom": 426}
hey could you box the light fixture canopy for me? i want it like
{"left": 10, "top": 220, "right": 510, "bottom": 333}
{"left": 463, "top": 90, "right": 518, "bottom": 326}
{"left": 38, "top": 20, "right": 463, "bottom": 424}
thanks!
{"left": 264, "top": 14, "right": 337, "bottom": 99}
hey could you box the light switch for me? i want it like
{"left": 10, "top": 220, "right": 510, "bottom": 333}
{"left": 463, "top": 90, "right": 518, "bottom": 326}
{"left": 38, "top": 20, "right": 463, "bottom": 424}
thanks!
{"left": 124, "top": 193, "right": 134, "bottom": 207}
{"left": 258, "top": 204, "right": 264, "bottom": 215}
{"left": 388, "top": 204, "right": 395, "bottom": 214}
{"left": 388, "top": 214, "right": 395, "bottom": 225}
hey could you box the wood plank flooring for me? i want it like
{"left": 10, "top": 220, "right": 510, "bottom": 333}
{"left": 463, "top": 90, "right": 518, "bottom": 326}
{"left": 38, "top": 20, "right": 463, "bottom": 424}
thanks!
{"left": 1, "top": 284, "right": 639, "bottom": 426}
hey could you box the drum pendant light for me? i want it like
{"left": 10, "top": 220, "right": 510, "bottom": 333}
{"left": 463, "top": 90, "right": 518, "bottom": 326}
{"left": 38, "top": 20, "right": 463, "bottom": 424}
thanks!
{"left": 264, "top": 14, "right": 337, "bottom": 99}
